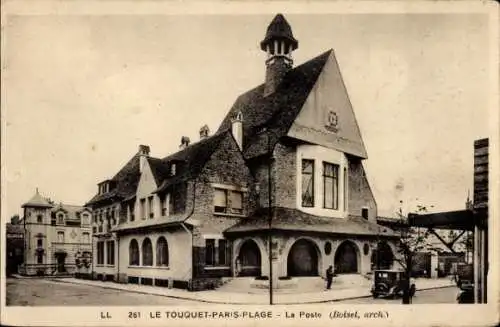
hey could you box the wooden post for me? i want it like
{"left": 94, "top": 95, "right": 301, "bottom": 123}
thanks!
{"left": 473, "top": 138, "right": 488, "bottom": 303}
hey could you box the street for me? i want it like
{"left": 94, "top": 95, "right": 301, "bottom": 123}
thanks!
{"left": 6, "top": 278, "right": 204, "bottom": 306}
{"left": 337, "top": 286, "right": 459, "bottom": 304}
{"left": 6, "top": 277, "right": 459, "bottom": 306}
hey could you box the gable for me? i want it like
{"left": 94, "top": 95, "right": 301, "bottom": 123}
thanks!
{"left": 287, "top": 51, "right": 368, "bottom": 159}
{"left": 135, "top": 160, "right": 158, "bottom": 198}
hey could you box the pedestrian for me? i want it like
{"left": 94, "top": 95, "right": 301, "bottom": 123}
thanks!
{"left": 326, "top": 265, "right": 334, "bottom": 290}
{"left": 235, "top": 256, "right": 241, "bottom": 277}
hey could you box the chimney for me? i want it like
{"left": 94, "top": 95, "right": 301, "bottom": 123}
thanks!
{"left": 138, "top": 144, "right": 150, "bottom": 173}
{"left": 231, "top": 111, "right": 243, "bottom": 151}
{"left": 199, "top": 125, "right": 210, "bottom": 140}
{"left": 260, "top": 14, "right": 298, "bottom": 97}
{"left": 179, "top": 136, "right": 190, "bottom": 150}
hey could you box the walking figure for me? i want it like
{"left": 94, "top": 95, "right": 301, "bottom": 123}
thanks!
{"left": 326, "top": 265, "right": 334, "bottom": 290}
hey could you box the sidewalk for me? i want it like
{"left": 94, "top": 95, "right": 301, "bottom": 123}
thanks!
{"left": 48, "top": 277, "right": 456, "bottom": 305}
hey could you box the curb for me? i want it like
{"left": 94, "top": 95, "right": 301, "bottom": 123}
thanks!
{"left": 48, "top": 278, "right": 456, "bottom": 305}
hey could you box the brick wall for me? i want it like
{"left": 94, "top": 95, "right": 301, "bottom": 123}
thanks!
{"left": 187, "top": 133, "right": 257, "bottom": 285}
{"left": 273, "top": 142, "right": 297, "bottom": 209}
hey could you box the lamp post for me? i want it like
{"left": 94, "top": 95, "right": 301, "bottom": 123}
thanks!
{"left": 266, "top": 128, "right": 274, "bottom": 305}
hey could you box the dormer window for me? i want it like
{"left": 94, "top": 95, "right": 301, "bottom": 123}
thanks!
{"left": 98, "top": 180, "right": 116, "bottom": 195}
{"left": 57, "top": 213, "right": 64, "bottom": 224}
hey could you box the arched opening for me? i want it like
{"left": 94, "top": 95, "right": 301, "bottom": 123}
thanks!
{"left": 287, "top": 239, "right": 319, "bottom": 276}
{"left": 156, "top": 237, "right": 169, "bottom": 267}
{"left": 371, "top": 241, "right": 394, "bottom": 270}
{"left": 237, "top": 239, "right": 261, "bottom": 277}
{"left": 142, "top": 238, "right": 153, "bottom": 266}
{"left": 129, "top": 239, "right": 139, "bottom": 266}
{"left": 334, "top": 240, "right": 359, "bottom": 274}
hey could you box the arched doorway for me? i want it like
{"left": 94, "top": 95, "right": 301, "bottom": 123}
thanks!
{"left": 371, "top": 241, "right": 394, "bottom": 270}
{"left": 334, "top": 240, "right": 359, "bottom": 274}
{"left": 237, "top": 239, "right": 261, "bottom": 277}
{"left": 287, "top": 239, "right": 319, "bottom": 276}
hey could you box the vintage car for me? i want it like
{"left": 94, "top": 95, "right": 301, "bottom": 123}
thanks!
{"left": 371, "top": 269, "right": 416, "bottom": 298}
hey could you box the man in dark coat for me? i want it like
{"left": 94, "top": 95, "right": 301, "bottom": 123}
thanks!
{"left": 326, "top": 265, "right": 334, "bottom": 290}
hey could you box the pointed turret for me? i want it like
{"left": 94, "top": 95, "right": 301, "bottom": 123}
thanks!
{"left": 260, "top": 14, "right": 299, "bottom": 96}
{"left": 21, "top": 189, "right": 53, "bottom": 208}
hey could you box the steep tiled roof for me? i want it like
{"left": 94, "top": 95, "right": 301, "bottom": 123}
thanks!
{"left": 22, "top": 191, "right": 54, "bottom": 208}
{"left": 86, "top": 153, "right": 141, "bottom": 206}
{"left": 52, "top": 204, "right": 89, "bottom": 220}
{"left": 147, "top": 157, "right": 171, "bottom": 186}
{"left": 217, "top": 50, "right": 332, "bottom": 159}
{"left": 154, "top": 131, "right": 231, "bottom": 193}
{"left": 260, "top": 14, "right": 298, "bottom": 51}
{"left": 224, "top": 207, "right": 398, "bottom": 237}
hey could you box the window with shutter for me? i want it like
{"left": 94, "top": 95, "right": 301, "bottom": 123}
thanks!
{"left": 213, "top": 189, "right": 227, "bottom": 213}
{"left": 231, "top": 191, "right": 243, "bottom": 214}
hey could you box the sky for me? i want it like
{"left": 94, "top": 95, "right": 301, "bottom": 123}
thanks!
{"left": 2, "top": 12, "right": 493, "bottom": 221}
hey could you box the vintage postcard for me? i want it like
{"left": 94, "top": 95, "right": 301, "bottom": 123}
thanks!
{"left": 1, "top": 0, "right": 498, "bottom": 326}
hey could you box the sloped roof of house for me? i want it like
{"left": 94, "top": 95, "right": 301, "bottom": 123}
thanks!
{"left": 86, "top": 153, "right": 141, "bottom": 206}
{"left": 216, "top": 50, "right": 332, "bottom": 159}
{"left": 52, "top": 204, "right": 89, "bottom": 220}
{"left": 154, "top": 131, "right": 231, "bottom": 193}
{"left": 21, "top": 190, "right": 54, "bottom": 208}
{"left": 224, "top": 207, "right": 398, "bottom": 237}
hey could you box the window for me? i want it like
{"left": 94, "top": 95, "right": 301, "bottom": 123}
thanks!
{"left": 97, "top": 241, "right": 104, "bottom": 265}
{"left": 148, "top": 196, "right": 154, "bottom": 218}
{"left": 301, "top": 159, "right": 315, "bottom": 207}
{"left": 57, "top": 214, "right": 64, "bottom": 224}
{"left": 82, "top": 232, "right": 90, "bottom": 244}
{"left": 218, "top": 239, "right": 228, "bottom": 266}
{"left": 205, "top": 239, "right": 215, "bottom": 265}
{"left": 93, "top": 214, "right": 97, "bottom": 223}
{"left": 140, "top": 199, "right": 146, "bottom": 220}
{"left": 231, "top": 192, "right": 243, "bottom": 215}
{"left": 343, "top": 167, "right": 348, "bottom": 211}
{"left": 37, "top": 253, "right": 43, "bottom": 264}
{"left": 169, "top": 193, "right": 176, "bottom": 215}
{"left": 362, "top": 208, "right": 369, "bottom": 220}
{"left": 37, "top": 215, "right": 43, "bottom": 223}
{"left": 129, "top": 203, "right": 135, "bottom": 222}
{"left": 57, "top": 231, "right": 64, "bottom": 243}
{"left": 323, "top": 162, "right": 339, "bottom": 210}
{"left": 156, "top": 237, "right": 169, "bottom": 266}
{"left": 160, "top": 195, "right": 167, "bottom": 217}
{"left": 214, "top": 189, "right": 227, "bottom": 213}
{"left": 129, "top": 239, "right": 139, "bottom": 266}
{"left": 92, "top": 226, "right": 97, "bottom": 233}
{"left": 142, "top": 238, "right": 153, "bottom": 266}
{"left": 106, "top": 241, "right": 115, "bottom": 265}
{"left": 213, "top": 189, "right": 244, "bottom": 215}
{"left": 37, "top": 239, "right": 43, "bottom": 247}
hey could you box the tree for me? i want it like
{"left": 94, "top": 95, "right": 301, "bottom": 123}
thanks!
{"left": 10, "top": 214, "right": 20, "bottom": 224}
{"left": 395, "top": 201, "right": 433, "bottom": 304}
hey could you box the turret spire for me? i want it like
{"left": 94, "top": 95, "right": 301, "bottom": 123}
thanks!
{"left": 260, "top": 14, "right": 299, "bottom": 97}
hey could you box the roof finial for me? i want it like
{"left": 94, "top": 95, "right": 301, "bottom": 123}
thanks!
{"left": 36, "top": 187, "right": 39, "bottom": 194}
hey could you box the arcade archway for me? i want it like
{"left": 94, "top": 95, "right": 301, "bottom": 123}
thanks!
{"left": 287, "top": 239, "right": 319, "bottom": 276}
{"left": 334, "top": 240, "right": 360, "bottom": 274}
{"left": 237, "top": 239, "right": 261, "bottom": 276}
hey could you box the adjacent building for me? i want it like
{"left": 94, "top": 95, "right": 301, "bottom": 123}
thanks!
{"left": 19, "top": 189, "right": 92, "bottom": 276}
{"left": 86, "top": 14, "right": 399, "bottom": 291}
